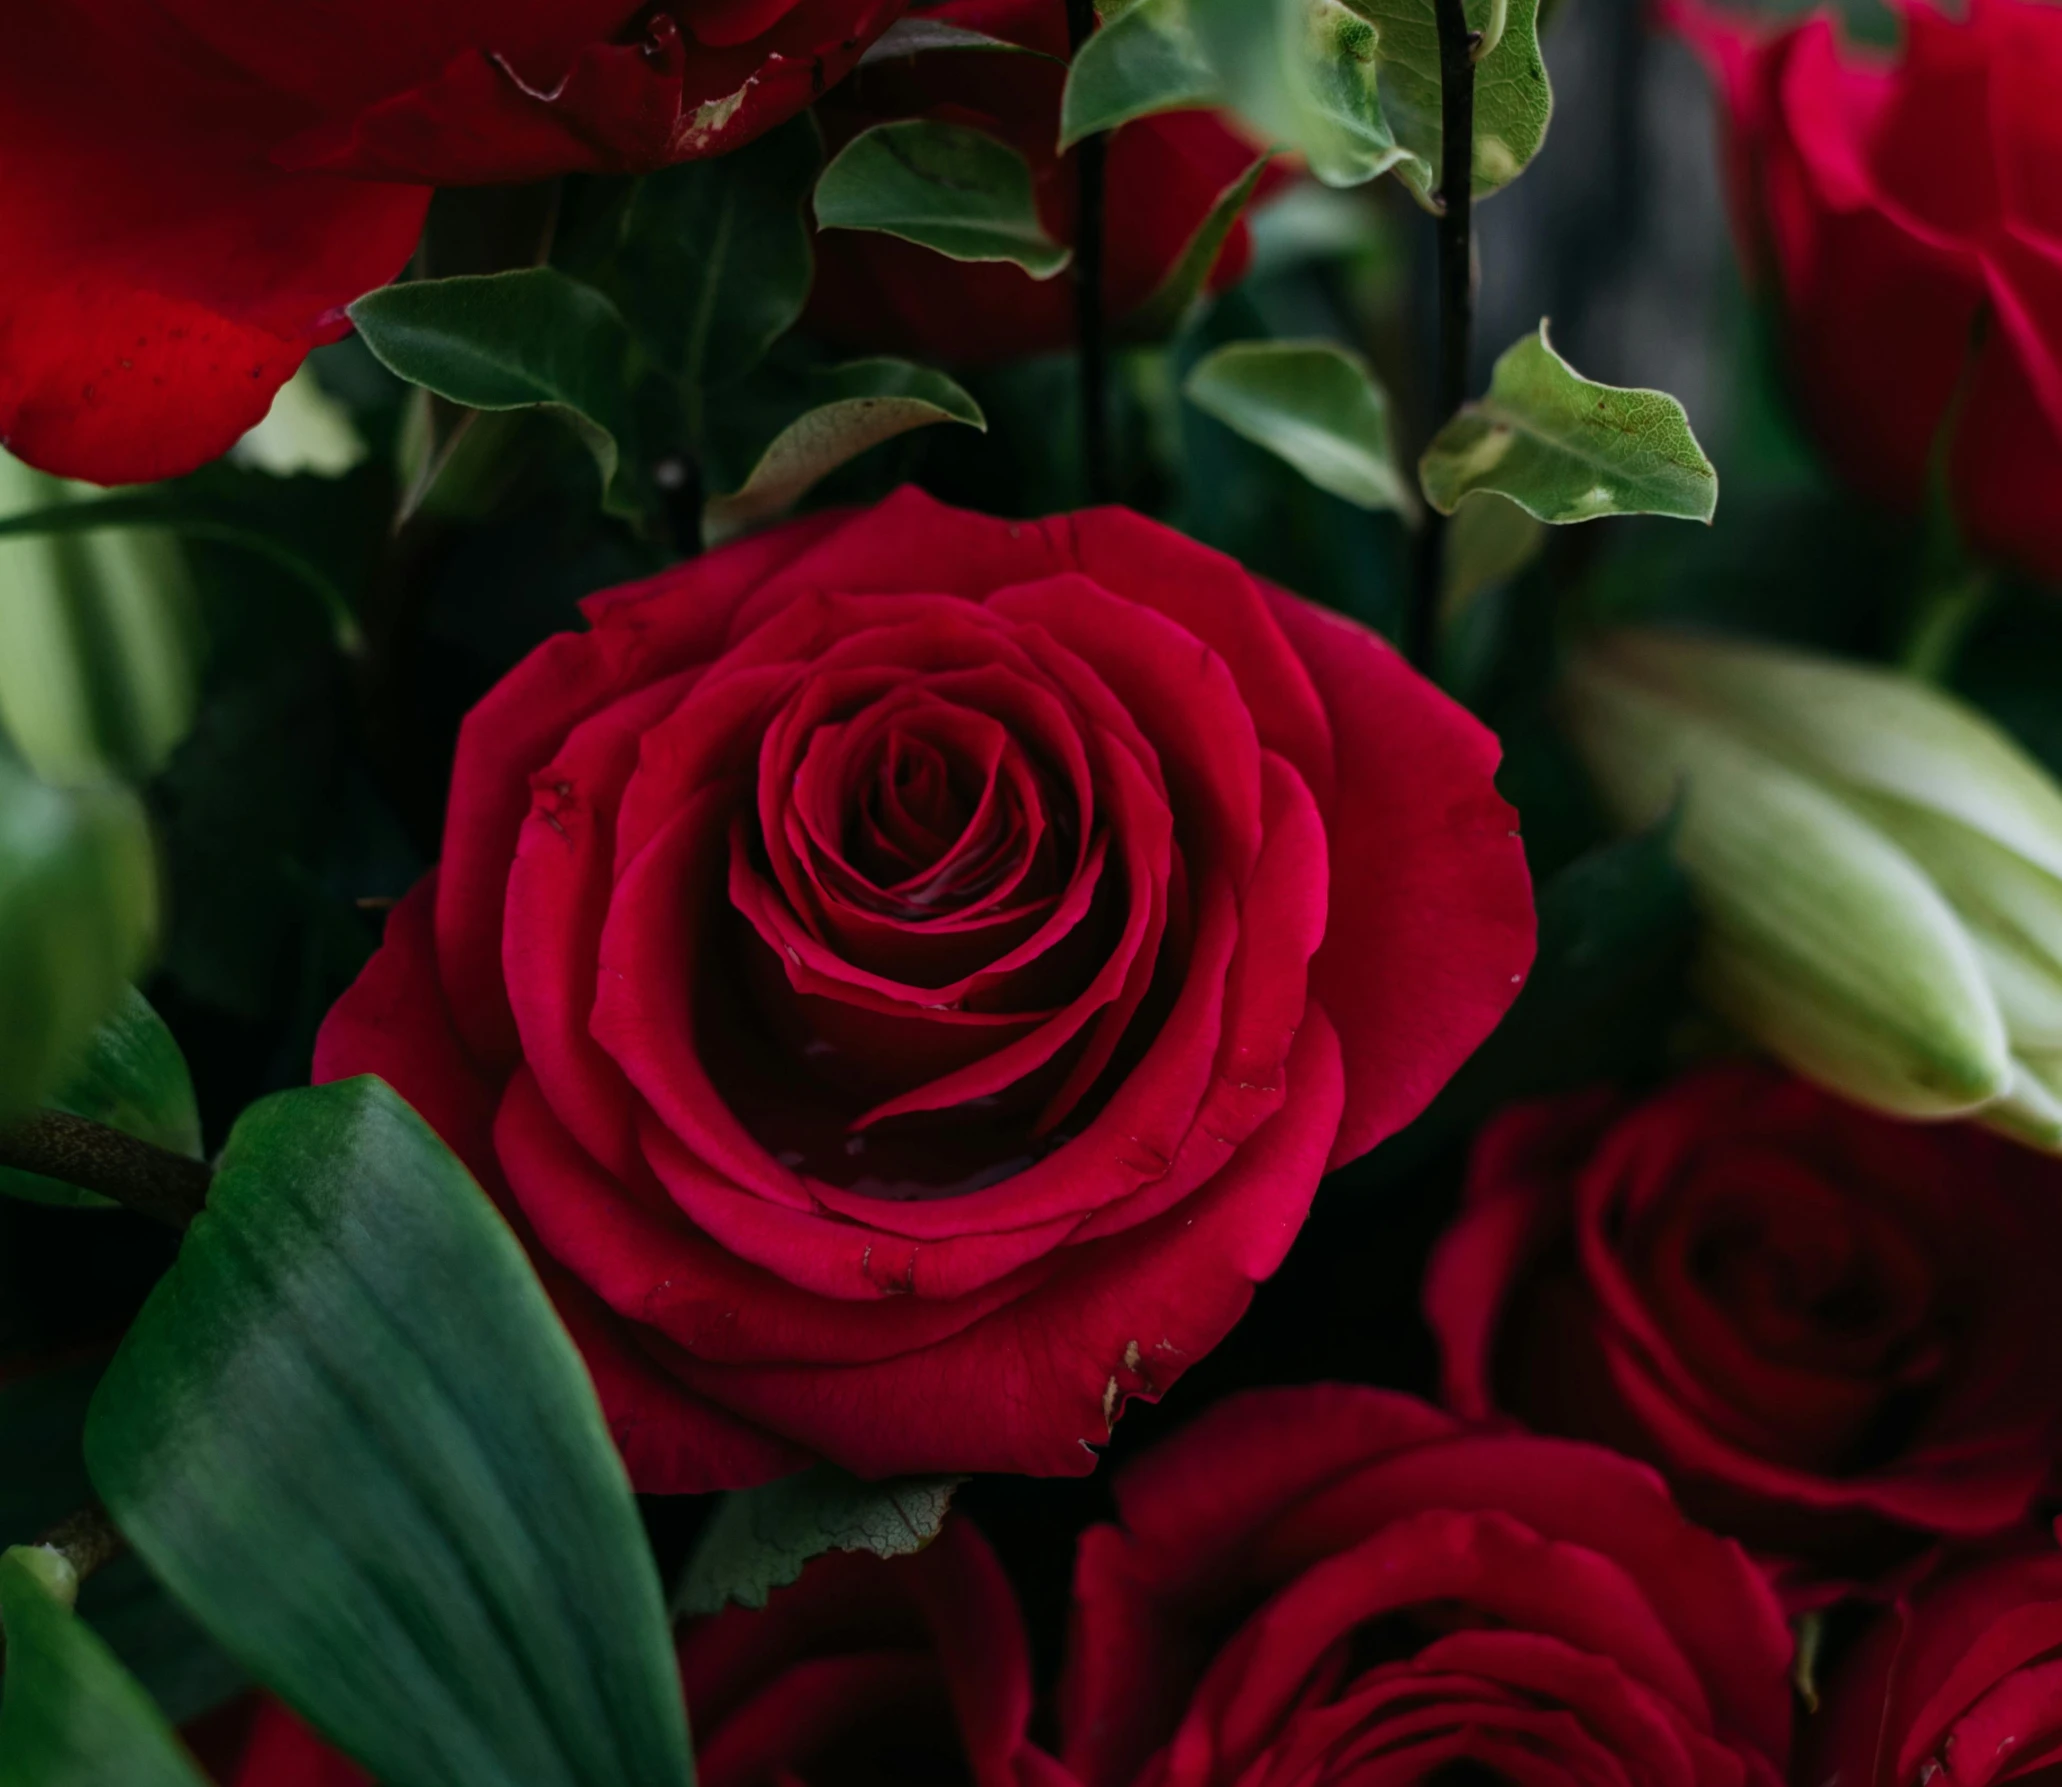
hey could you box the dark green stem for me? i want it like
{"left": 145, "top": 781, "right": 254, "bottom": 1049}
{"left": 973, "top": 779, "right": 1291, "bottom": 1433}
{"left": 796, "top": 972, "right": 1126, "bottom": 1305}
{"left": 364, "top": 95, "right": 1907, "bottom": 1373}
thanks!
{"left": 0, "top": 1110, "right": 210, "bottom": 1229}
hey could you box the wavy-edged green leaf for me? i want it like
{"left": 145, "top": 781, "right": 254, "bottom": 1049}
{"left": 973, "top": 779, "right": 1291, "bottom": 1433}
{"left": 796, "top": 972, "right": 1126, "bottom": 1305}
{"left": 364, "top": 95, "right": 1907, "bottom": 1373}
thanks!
{"left": 860, "top": 16, "right": 1055, "bottom": 60}
{"left": 0, "top": 988, "right": 199, "bottom": 1210}
{"left": 83, "top": 1077, "right": 694, "bottom": 1787}
{"left": 814, "top": 121, "right": 1071, "bottom": 277}
{"left": 0, "top": 1547, "right": 209, "bottom": 1787}
{"left": 675, "top": 1466, "right": 962, "bottom": 1618}
{"left": 704, "top": 359, "right": 986, "bottom": 545}
{"left": 0, "top": 761, "right": 155, "bottom": 1124}
{"left": 1420, "top": 323, "right": 1717, "bottom": 523}
{"left": 1185, "top": 340, "right": 1416, "bottom": 515}
{"left": 1061, "top": 0, "right": 1224, "bottom": 146}
{"left": 349, "top": 271, "right": 641, "bottom": 518}
{"left": 620, "top": 113, "right": 821, "bottom": 394}
{"left": 1119, "top": 153, "right": 1273, "bottom": 341}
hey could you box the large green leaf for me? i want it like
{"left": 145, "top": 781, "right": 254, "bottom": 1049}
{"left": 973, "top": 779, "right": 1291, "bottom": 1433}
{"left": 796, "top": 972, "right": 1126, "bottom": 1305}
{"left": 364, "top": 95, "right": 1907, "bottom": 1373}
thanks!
{"left": 814, "top": 121, "right": 1071, "bottom": 278}
{"left": 1119, "top": 154, "right": 1274, "bottom": 341}
{"left": 675, "top": 1466, "right": 962, "bottom": 1617}
{"left": 83, "top": 1077, "right": 694, "bottom": 1787}
{"left": 1060, "top": 0, "right": 1224, "bottom": 146}
{"left": 704, "top": 359, "right": 986, "bottom": 544}
{"left": 1419, "top": 324, "right": 1718, "bottom": 524}
{"left": 0, "top": 1547, "right": 209, "bottom": 1787}
{"left": 1185, "top": 340, "right": 1417, "bottom": 515}
{"left": 349, "top": 271, "right": 641, "bottom": 518}
{"left": 619, "top": 113, "right": 821, "bottom": 396}
{"left": 0, "top": 988, "right": 200, "bottom": 1210}
{"left": 0, "top": 760, "right": 156, "bottom": 1124}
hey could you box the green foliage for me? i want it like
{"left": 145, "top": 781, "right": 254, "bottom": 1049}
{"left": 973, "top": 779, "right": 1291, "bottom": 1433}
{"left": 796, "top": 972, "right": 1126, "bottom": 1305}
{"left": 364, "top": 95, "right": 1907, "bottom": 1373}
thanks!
{"left": 814, "top": 121, "right": 1072, "bottom": 277}
{"left": 1420, "top": 324, "right": 1719, "bottom": 524}
{"left": 0, "top": 987, "right": 199, "bottom": 1209}
{"left": 1061, "top": 0, "right": 1223, "bottom": 145}
{"left": 1185, "top": 340, "right": 1417, "bottom": 515}
{"left": 84, "top": 1077, "right": 694, "bottom": 1787}
{"left": 1120, "top": 154, "right": 1275, "bottom": 341}
{"left": 349, "top": 271, "right": 643, "bottom": 520}
{"left": 0, "top": 1547, "right": 209, "bottom": 1787}
{"left": 860, "top": 16, "right": 1051, "bottom": 60}
{"left": 675, "top": 1465, "right": 963, "bottom": 1618}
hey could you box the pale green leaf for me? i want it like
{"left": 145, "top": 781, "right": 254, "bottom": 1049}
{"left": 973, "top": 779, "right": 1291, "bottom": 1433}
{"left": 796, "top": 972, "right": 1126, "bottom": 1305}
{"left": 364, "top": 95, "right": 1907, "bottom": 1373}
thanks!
{"left": 1060, "top": 0, "right": 1224, "bottom": 147}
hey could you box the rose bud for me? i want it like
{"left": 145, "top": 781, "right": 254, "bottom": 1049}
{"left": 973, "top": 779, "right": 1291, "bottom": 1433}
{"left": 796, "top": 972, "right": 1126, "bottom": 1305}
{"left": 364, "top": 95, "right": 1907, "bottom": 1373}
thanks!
{"left": 0, "top": 0, "right": 910, "bottom": 487}
{"left": 315, "top": 487, "right": 1535, "bottom": 1491}
{"left": 1426, "top": 1062, "right": 2062, "bottom": 1607}
{"left": 1564, "top": 628, "right": 2062, "bottom": 1147}
{"left": 1807, "top": 1531, "right": 2062, "bottom": 1787}
{"left": 1677, "top": 0, "right": 2062, "bottom": 584}
{"left": 222, "top": 1518, "right": 1073, "bottom": 1787}
{"left": 1060, "top": 1384, "right": 1793, "bottom": 1787}
{"left": 805, "top": 0, "right": 1277, "bottom": 361}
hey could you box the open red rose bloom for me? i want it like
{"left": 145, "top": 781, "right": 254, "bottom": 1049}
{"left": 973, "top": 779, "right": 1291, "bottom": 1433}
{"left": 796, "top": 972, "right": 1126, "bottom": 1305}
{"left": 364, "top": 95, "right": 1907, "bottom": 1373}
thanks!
{"left": 316, "top": 489, "right": 1535, "bottom": 1490}
{"left": 0, "top": 0, "right": 907, "bottom": 484}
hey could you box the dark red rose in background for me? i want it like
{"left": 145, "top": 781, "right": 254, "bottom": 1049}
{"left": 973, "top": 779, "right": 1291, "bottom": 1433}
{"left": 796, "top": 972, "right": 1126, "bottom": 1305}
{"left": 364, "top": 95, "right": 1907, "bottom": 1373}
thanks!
{"left": 1425, "top": 1064, "right": 2062, "bottom": 1604}
{"left": 1808, "top": 1530, "right": 2062, "bottom": 1787}
{"left": 315, "top": 487, "right": 1535, "bottom": 1492}
{"left": 805, "top": 0, "right": 1276, "bottom": 361}
{"left": 1679, "top": 0, "right": 2062, "bottom": 584}
{"left": 223, "top": 1518, "right": 1071, "bottom": 1787}
{"left": 0, "top": 0, "right": 907, "bottom": 486}
{"left": 1059, "top": 1384, "right": 1793, "bottom": 1787}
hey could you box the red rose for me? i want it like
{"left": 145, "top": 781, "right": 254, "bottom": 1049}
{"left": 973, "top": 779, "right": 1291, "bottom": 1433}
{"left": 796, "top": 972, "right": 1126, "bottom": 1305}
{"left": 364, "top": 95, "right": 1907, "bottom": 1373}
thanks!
{"left": 0, "top": 0, "right": 907, "bottom": 486}
{"left": 223, "top": 1518, "right": 1070, "bottom": 1787}
{"left": 805, "top": 0, "right": 1274, "bottom": 361}
{"left": 1808, "top": 1531, "right": 2062, "bottom": 1787}
{"left": 315, "top": 487, "right": 1535, "bottom": 1491}
{"left": 1058, "top": 1384, "right": 1793, "bottom": 1787}
{"left": 1679, "top": 0, "right": 2062, "bottom": 583}
{"left": 1425, "top": 1064, "right": 2062, "bottom": 1604}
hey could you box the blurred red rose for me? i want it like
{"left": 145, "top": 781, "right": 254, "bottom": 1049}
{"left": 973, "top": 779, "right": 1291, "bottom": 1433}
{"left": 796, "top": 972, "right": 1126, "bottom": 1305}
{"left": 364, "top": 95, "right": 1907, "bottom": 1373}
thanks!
{"left": 315, "top": 487, "right": 1535, "bottom": 1492}
{"left": 0, "top": 0, "right": 907, "bottom": 486}
{"left": 1425, "top": 1064, "right": 2062, "bottom": 1605}
{"left": 1059, "top": 1384, "right": 1793, "bottom": 1787}
{"left": 1681, "top": 0, "right": 2062, "bottom": 583}
{"left": 805, "top": 0, "right": 1276, "bottom": 360}
{"left": 224, "top": 1519, "right": 1071, "bottom": 1787}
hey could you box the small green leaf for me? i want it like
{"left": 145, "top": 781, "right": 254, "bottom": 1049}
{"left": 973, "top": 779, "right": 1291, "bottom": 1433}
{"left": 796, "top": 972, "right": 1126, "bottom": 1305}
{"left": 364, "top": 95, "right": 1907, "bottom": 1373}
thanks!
{"left": 1119, "top": 153, "right": 1273, "bottom": 342}
{"left": 814, "top": 121, "right": 1071, "bottom": 278}
{"left": 861, "top": 16, "right": 1056, "bottom": 60}
{"left": 348, "top": 271, "right": 641, "bottom": 519}
{"left": 1185, "top": 340, "right": 1417, "bottom": 515}
{"left": 1443, "top": 490, "right": 1545, "bottom": 611}
{"left": 84, "top": 1077, "right": 694, "bottom": 1787}
{"left": 0, "top": 987, "right": 200, "bottom": 1209}
{"left": 1420, "top": 323, "right": 1718, "bottom": 524}
{"left": 1060, "top": 0, "right": 1224, "bottom": 146}
{"left": 0, "top": 1546, "right": 210, "bottom": 1787}
{"left": 674, "top": 1465, "right": 963, "bottom": 1618}
{"left": 619, "top": 113, "right": 821, "bottom": 395}
{"left": 0, "top": 760, "right": 156, "bottom": 1124}
{"left": 704, "top": 359, "right": 986, "bottom": 545}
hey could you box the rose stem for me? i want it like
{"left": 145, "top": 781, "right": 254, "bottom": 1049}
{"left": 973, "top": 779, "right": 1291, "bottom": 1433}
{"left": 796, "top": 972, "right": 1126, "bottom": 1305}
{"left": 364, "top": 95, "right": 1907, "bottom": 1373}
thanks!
{"left": 37, "top": 1504, "right": 126, "bottom": 1588}
{"left": 0, "top": 1110, "right": 210, "bottom": 1229}
{"left": 1406, "top": 0, "right": 1479, "bottom": 671}
{"left": 1065, "top": 0, "right": 1113, "bottom": 505}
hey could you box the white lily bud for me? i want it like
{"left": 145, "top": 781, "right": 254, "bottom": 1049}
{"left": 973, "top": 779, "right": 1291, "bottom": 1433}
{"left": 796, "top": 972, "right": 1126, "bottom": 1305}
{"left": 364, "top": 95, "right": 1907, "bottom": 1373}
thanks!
{"left": 1565, "top": 629, "right": 2062, "bottom": 1149}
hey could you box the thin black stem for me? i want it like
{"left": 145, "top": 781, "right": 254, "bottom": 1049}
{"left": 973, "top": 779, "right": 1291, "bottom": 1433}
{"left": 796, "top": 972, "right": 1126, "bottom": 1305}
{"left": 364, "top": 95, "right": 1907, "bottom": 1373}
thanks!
{"left": 38, "top": 1504, "right": 125, "bottom": 1587}
{"left": 1066, "top": 0, "right": 1112, "bottom": 504}
{"left": 0, "top": 1110, "right": 210, "bottom": 1229}
{"left": 1408, "top": 0, "right": 1480, "bottom": 670}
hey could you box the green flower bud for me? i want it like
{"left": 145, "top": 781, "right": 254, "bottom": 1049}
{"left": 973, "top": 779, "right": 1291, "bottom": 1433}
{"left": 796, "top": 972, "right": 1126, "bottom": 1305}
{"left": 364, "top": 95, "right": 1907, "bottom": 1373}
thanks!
{"left": 1565, "top": 630, "right": 2062, "bottom": 1148}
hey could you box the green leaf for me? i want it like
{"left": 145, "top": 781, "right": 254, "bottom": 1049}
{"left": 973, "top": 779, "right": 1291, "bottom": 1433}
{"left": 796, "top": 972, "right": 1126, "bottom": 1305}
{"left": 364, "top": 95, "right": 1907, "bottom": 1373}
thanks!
{"left": 1419, "top": 323, "right": 1718, "bottom": 524}
{"left": 348, "top": 271, "right": 641, "bottom": 519}
{"left": 1119, "top": 153, "right": 1274, "bottom": 342}
{"left": 0, "top": 988, "right": 200, "bottom": 1210}
{"left": 1185, "top": 340, "right": 1417, "bottom": 515}
{"left": 619, "top": 113, "right": 821, "bottom": 395}
{"left": 1443, "top": 490, "right": 1545, "bottom": 610}
{"left": 861, "top": 16, "right": 1056, "bottom": 60}
{"left": 813, "top": 121, "right": 1072, "bottom": 278}
{"left": 83, "top": 1077, "right": 694, "bottom": 1787}
{"left": 1060, "top": 0, "right": 1224, "bottom": 147}
{"left": 0, "top": 760, "right": 156, "bottom": 1124}
{"left": 704, "top": 359, "right": 986, "bottom": 545}
{"left": 0, "top": 1547, "right": 210, "bottom": 1787}
{"left": 674, "top": 1465, "right": 962, "bottom": 1618}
